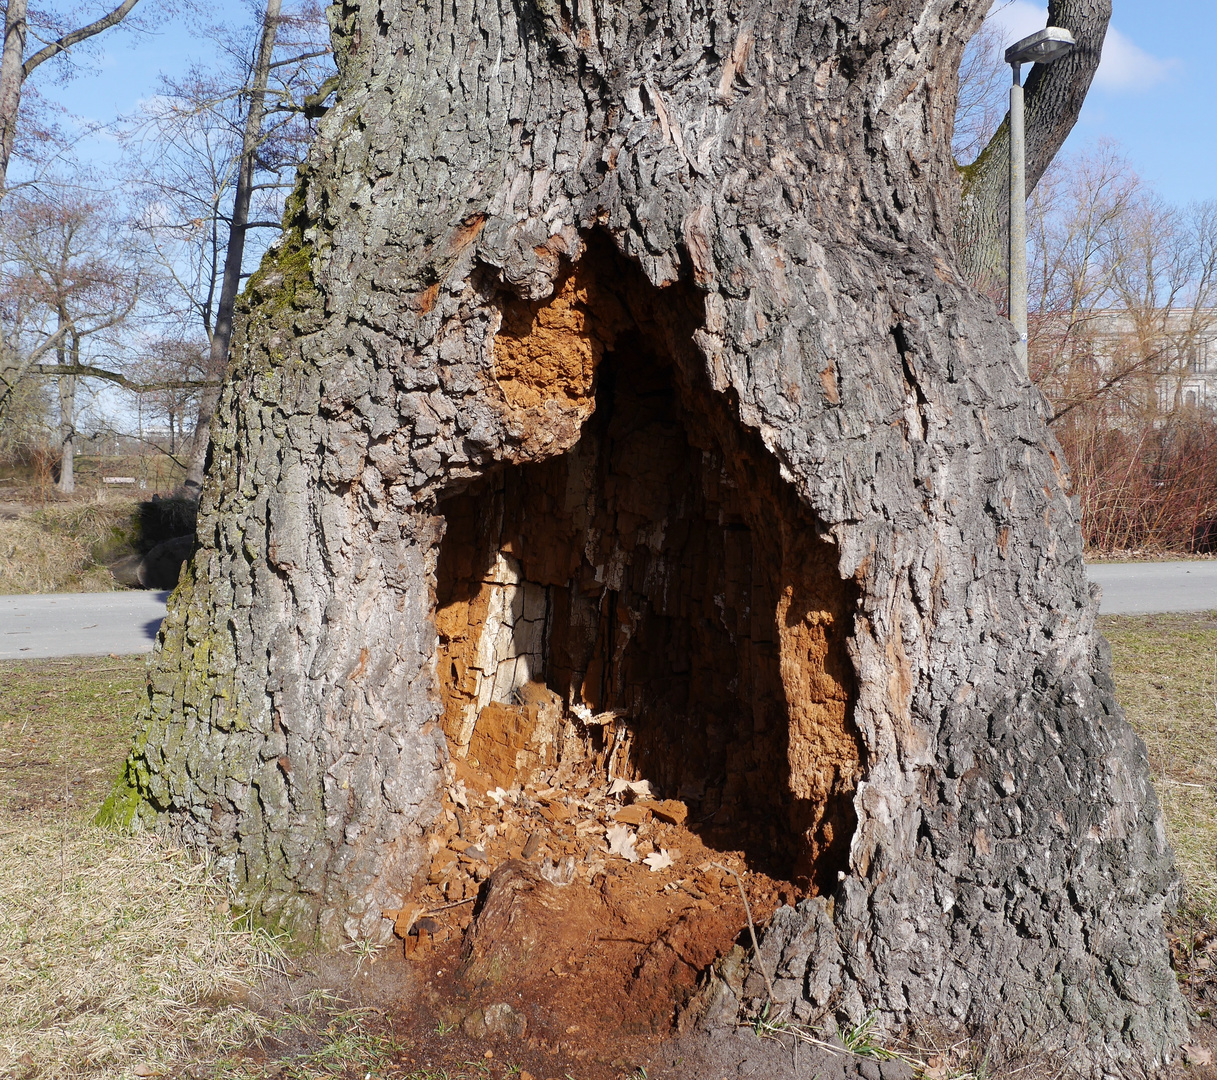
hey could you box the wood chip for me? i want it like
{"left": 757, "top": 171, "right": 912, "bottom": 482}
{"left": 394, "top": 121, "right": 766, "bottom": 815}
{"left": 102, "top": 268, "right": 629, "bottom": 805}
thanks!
{"left": 612, "top": 804, "right": 650, "bottom": 825}
{"left": 638, "top": 798, "right": 687, "bottom": 825}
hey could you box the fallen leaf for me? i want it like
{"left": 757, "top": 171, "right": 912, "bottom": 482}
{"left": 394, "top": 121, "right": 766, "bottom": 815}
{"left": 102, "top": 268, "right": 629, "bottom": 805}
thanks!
{"left": 1185, "top": 1044, "right": 1214, "bottom": 1066}
{"left": 608, "top": 777, "right": 654, "bottom": 799}
{"left": 644, "top": 848, "right": 674, "bottom": 872}
{"left": 486, "top": 786, "right": 509, "bottom": 807}
{"left": 922, "top": 1057, "right": 948, "bottom": 1080}
{"left": 605, "top": 823, "right": 639, "bottom": 862}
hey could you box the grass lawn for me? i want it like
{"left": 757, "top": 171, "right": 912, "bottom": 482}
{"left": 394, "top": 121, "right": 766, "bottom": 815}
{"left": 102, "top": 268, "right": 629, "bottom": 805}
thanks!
{"left": 0, "top": 657, "right": 289, "bottom": 1080}
{"left": 1099, "top": 612, "right": 1217, "bottom": 920}
{"left": 2, "top": 623, "right": 1215, "bottom": 1079}
{"left": 0, "top": 658, "right": 560, "bottom": 1079}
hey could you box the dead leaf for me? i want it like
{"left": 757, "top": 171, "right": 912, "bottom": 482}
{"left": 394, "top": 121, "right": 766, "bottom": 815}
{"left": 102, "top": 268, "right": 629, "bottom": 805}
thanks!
{"left": 643, "top": 848, "right": 674, "bottom": 872}
{"left": 1185, "top": 1044, "right": 1214, "bottom": 1066}
{"left": 608, "top": 777, "right": 654, "bottom": 799}
{"left": 605, "top": 823, "right": 639, "bottom": 862}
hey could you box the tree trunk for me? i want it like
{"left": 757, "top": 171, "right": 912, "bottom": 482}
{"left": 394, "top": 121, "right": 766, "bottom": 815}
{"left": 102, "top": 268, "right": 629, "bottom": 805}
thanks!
{"left": 106, "top": 0, "right": 1186, "bottom": 1070}
{"left": 56, "top": 323, "right": 75, "bottom": 494}
{"left": 56, "top": 371, "right": 74, "bottom": 492}
{"left": 957, "top": 0, "right": 1111, "bottom": 294}
{"left": 0, "top": 0, "right": 28, "bottom": 188}
{"left": 177, "top": 0, "right": 282, "bottom": 503}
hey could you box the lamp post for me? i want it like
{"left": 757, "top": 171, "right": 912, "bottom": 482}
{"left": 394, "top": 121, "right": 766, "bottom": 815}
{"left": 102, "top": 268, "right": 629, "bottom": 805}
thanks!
{"left": 1004, "top": 27, "right": 1076, "bottom": 376}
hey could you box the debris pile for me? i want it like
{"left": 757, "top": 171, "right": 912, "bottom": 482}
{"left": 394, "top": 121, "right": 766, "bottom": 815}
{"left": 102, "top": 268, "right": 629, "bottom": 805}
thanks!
{"left": 382, "top": 750, "right": 800, "bottom": 1040}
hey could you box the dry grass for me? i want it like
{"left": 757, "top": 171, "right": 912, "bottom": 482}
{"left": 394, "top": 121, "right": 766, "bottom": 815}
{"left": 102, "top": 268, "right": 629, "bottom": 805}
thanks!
{"left": 0, "top": 656, "right": 285, "bottom": 1080}
{"left": 1100, "top": 612, "right": 1217, "bottom": 919}
{"left": 0, "top": 825, "right": 285, "bottom": 1079}
{"left": 0, "top": 500, "right": 138, "bottom": 595}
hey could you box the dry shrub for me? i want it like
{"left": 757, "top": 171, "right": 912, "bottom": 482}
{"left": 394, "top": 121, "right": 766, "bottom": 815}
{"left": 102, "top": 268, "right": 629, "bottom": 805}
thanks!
{"left": 0, "top": 823, "right": 283, "bottom": 1079}
{"left": 0, "top": 502, "right": 138, "bottom": 595}
{"left": 1056, "top": 408, "right": 1217, "bottom": 554}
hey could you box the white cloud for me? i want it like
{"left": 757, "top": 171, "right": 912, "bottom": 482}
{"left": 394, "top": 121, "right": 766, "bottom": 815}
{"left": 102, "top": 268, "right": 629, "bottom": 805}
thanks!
{"left": 984, "top": 1, "right": 1178, "bottom": 93}
{"left": 985, "top": 0, "right": 1048, "bottom": 48}
{"left": 1093, "top": 27, "right": 1178, "bottom": 91}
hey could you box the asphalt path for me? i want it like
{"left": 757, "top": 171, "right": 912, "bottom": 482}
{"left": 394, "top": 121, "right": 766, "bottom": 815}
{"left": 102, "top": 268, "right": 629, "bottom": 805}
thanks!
{"left": 1086, "top": 561, "right": 1217, "bottom": 616}
{"left": 0, "top": 591, "right": 170, "bottom": 660}
{"left": 0, "top": 564, "right": 1215, "bottom": 660}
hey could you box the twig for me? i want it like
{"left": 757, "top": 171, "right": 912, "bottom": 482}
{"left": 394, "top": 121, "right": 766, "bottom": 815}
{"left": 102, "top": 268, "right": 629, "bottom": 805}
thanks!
{"left": 425, "top": 896, "right": 477, "bottom": 915}
{"left": 712, "top": 861, "right": 774, "bottom": 1004}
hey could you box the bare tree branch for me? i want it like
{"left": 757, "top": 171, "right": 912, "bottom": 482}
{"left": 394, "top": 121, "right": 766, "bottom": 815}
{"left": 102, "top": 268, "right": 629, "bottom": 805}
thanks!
{"left": 20, "top": 0, "right": 141, "bottom": 78}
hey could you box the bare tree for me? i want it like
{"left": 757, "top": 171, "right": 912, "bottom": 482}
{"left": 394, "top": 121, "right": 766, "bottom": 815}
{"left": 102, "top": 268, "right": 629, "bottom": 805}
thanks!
{"left": 952, "top": 16, "right": 1008, "bottom": 168}
{"left": 1026, "top": 142, "right": 1141, "bottom": 415}
{"left": 0, "top": 185, "right": 139, "bottom": 490}
{"left": 1020, "top": 141, "right": 1217, "bottom": 552}
{"left": 123, "top": 0, "right": 334, "bottom": 500}
{"left": 0, "top": 0, "right": 143, "bottom": 191}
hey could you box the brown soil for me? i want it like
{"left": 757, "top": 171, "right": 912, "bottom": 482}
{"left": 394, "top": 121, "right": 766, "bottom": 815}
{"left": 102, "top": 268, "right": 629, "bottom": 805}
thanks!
{"left": 393, "top": 757, "right": 795, "bottom": 1042}
{"left": 242, "top": 944, "right": 892, "bottom": 1080}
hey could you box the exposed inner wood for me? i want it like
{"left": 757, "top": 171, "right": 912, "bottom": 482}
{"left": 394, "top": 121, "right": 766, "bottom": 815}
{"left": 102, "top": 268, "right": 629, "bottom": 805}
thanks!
{"left": 435, "top": 244, "right": 863, "bottom": 890}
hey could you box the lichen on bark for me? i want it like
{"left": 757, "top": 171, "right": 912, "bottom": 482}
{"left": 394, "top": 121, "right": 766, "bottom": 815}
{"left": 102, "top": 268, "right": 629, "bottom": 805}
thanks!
{"left": 107, "top": 0, "right": 1187, "bottom": 1070}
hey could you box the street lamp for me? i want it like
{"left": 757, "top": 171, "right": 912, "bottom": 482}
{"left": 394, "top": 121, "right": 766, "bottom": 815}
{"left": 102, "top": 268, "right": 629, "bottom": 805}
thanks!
{"left": 1004, "top": 26, "right": 1076, "bottom": 376}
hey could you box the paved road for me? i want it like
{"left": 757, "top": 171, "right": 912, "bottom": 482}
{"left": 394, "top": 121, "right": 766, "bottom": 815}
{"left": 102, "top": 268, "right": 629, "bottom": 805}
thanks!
{"left": 1086, "top": 561, "right": 1217, "bottom": 615}
{"left": 0, "top": 564, "right": 1214, "bottom": 660}
{"left": 0, "top": 591, "right": 169, "bottom": 660}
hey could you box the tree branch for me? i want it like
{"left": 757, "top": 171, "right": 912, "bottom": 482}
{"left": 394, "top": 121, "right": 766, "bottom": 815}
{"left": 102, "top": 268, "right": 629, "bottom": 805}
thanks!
{"left": 28, "top": 362, "right": 220, "bottom": 394}
{"left": 21, "top": 0, "right": 142, "bottom": 78}
{"left": 268, "top": 48, "right": 331, "bottom": 69}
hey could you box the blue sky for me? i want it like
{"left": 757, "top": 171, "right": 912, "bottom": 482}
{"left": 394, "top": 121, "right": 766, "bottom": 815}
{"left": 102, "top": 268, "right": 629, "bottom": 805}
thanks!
{"left": 28, "top": 1, "right": 1217, "bottom": 207}
{"left": 986, "top": 1, "right": 1215, "bottom": 206}
{"left": 26, "top": 0, "right": 256, "bottom": 174}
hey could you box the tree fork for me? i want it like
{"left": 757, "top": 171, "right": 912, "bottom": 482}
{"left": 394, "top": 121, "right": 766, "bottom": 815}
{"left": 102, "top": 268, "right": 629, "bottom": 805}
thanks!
{"left": 107, "top": 0, "right": 1186, "bottom": 1070}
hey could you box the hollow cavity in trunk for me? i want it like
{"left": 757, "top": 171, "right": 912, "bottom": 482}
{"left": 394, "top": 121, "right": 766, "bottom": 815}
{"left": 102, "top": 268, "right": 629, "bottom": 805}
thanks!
{"left": 435, "top": 245, "right": 863, "bottom": 891}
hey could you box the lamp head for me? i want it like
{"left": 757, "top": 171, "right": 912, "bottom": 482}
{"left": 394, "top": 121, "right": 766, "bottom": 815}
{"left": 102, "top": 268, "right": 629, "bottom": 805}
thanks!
{"left": 1004, "top": 26, "right": 1077, "bottom": 67}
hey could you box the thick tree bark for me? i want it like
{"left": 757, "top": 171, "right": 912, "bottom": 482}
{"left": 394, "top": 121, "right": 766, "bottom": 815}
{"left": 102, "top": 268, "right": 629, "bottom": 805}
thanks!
{"left": 177, "top": 0, "right": 282, "bottom": 503}
{"left": 957, "top": 0, "right": 1111, "bottom": 293}
{"left": 107, "top": 0, "right": 1185, "bottom": 1070}
{"left": 0, "top": 0, "right": 28, "bottom": 188}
